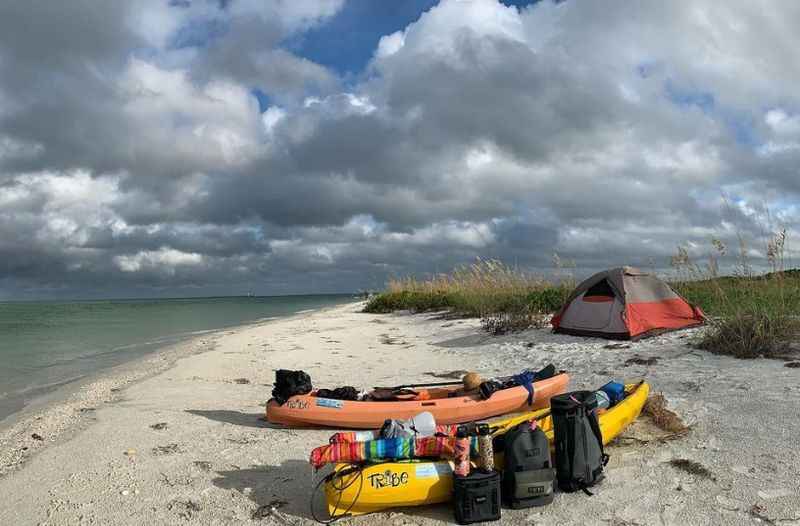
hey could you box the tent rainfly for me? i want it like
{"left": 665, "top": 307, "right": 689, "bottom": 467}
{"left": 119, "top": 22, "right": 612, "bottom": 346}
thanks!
{"left": 551, "top": 267, "right": 705, "bottom": 340}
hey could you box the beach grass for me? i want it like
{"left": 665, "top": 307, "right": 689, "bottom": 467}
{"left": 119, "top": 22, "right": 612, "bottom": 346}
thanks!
{"left": 366, "top": 268, "right": 800, "bottom": 319}
{"left": 363, "top": 259, "right": 573, "bottom": 333}
{"left": 672, "top": 273, "right": 800, "bottom": 317}
{"left": 365, "top": 243, "right": 800, "bottom": 354}
{"left": 674, "top": 273, "right": 800, "bottom": 358}
{"left": 670, "top": 233, "right": 800, "bottom": 358}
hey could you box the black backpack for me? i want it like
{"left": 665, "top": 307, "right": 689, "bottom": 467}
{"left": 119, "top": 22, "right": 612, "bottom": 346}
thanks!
{"left": 551, "top": 391, "right": 609, "bottom": 495}
{"left": 453, "top": 469, "right": 501, "bottom": 524}
{"left": 501, "top": 421, "right": 555, "bottom": 508}
{"left": 271, "top": 370, "right": 312, "bottom": 405}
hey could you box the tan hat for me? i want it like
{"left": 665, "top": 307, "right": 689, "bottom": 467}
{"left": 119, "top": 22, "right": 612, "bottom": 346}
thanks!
{"left": 462, "top": 372, "right": 482, "bottom": 391}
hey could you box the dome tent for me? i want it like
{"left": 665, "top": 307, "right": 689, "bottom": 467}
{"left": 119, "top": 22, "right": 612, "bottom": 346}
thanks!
{"left": 551, "top": 267, "right": 705, "bottom": 340}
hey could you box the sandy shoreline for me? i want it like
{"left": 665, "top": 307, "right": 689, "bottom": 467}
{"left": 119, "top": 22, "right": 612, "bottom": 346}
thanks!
{"left": 1, "top": 301, "right": 799, "bottom": 525}
{"left": 0, "top": 307, "right": 332, "bottom": 476}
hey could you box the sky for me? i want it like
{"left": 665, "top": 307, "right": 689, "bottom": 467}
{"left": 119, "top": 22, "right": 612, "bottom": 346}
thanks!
{"left": 1, "top": 0, "right": 799, "bottom": 299}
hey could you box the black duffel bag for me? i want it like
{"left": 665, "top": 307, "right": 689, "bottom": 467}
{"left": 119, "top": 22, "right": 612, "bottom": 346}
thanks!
{"left": 271, "top": 369, "right": 312, "bottom": 405}
{"left": 315, "top": 386, "right": 359, "bottom": 401}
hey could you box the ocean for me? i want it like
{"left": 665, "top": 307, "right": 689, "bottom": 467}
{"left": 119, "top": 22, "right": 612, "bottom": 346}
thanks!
{"left": 0, "top": 294, "right": 352, "bottom": 424}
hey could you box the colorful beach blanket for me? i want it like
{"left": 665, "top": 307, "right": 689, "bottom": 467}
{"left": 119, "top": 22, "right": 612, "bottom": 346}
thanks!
{"left": 309, "top": 436, "right": 479, "bottom": 469}
{"left": 327, "top": 424, "right": 459, "bottom": 444}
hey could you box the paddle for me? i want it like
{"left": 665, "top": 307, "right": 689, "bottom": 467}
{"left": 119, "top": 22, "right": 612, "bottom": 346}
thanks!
{"left": 372, "top": 380, "right": 464, "bottom": 390}
{"left": 489, "top": 409, "right": 552, "bottom": 435}
{"left": 373, "top": 365, "right": 557, "bottom": 393}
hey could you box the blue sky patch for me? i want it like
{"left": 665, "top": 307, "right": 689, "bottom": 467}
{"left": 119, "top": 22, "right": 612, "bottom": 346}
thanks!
{"left": 722, "top": 112, "right": 758, "bottom": 147}
{"left": 664, "top": 80, "right": 715, "bottom": 112}
{"left": 286, "top": 0, "right": 541, "bottom": 76}
{"left": 251, "top": 89, "right": 271, "bottom": 113}
{"left": 664, "top": 80, "right": 760, "bottom": 147}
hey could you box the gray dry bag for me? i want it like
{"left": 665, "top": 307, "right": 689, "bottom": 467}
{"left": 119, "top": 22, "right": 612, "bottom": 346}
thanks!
{"left": 501, "top": 420, "right": 555, "bottom": 508}
{"left": 551, "top": 390, "right": 609, "bottom": 495}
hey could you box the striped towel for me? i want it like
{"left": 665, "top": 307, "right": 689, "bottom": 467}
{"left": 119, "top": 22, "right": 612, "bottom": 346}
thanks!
{"left": 309, "top": 436, "right": 479, "bottom": 469}
{"left": 328, "top": 424, "right": 460, "bottom": 444}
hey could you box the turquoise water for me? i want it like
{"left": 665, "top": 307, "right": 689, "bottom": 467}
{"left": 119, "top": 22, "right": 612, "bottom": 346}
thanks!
{"left": 0, "top": 294, "right": 352, "bottom": 423}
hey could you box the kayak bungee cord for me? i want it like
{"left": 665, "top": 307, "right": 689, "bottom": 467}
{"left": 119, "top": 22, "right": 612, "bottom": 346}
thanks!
{"left": 310, "top": 464, "right": 364, "bottom": 524}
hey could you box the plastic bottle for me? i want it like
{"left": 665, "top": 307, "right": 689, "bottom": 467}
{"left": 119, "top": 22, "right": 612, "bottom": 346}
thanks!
{"left": 594, "top": 390, "right": 611, "bottom": 410}
{"left": 477, "top": 423, "right": 494, "bottom": 471}
{"left": 454, "top": 425, "right": 471, "bottom": 477}
{"left": 379, "top": 411, "right": 437, "bottom": 439}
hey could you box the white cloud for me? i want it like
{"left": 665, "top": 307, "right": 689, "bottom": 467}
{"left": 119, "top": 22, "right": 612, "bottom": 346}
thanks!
{"left": 262, "top": 106, "right": 287, "bottom": 134}
{"left": 299, "top": 92, "right": 376, "bottom": 115}
{"left": 6, "top": 0, "right": 800, "bottom": 297}
{"left": 120, "top": 58, "right": 264, "bottom": 167}
{"left": 128, "top": 0, "right": 186, "bottom": 49}
{"left": 230, "top": 0, "right": 344, "bottom": 32}
{"left": 386, "top": 222, "right": 496, "bottom": 249}
{"left": 115, "top": 247, "right": 203, "bottom": 273}
{"left": 0, "top": 171, "right": 120, "bottom": 248}
{"left": 345, "top": 93, "right": 376, "bottom": 114}
{"left": 413, "top": 0, "right": 524, "bottom": 49}
{"left": 765, "top": 108, "right": 800, "bottom": 137}
{"left": 376, "top": 31, "right": 405, "bottom": 59}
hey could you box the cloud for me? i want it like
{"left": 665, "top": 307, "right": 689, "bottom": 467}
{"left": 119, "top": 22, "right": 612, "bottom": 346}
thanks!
{"left": 115, "top": 248, "right": 204, "bottom": 274}
{"left": 2, "top": 0, "right": 800, "bottom": 298}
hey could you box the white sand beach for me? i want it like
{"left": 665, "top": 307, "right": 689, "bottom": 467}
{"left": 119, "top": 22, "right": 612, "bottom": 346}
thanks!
{"left": 1, "top": 301, "right": 799, "bottom": 525}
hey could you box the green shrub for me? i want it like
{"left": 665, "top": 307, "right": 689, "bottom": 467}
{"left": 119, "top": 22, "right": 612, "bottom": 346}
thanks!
{"left": 528, "top": 286, "right": 571, "bottom": 313}
{"left": 696, "top": 309, "right": 800, "bottom": 359}
{"left": 363, "top": 259, "right": 572, "bottom": 332}
{"left": 673, "top": 274, "right": 800, "bottom": 318}
{"left": 363, "top": 290, "right": 453, "bottom": 313}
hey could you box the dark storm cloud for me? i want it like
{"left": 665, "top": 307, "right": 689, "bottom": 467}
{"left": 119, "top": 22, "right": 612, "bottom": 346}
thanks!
{"left": 2, "top": 0, "right": 800, "bottom": 299}
{"left": 0, "top": 2, "right": 139, "bottom": 176}
{"left": 0, "top": 1, "right": 134, "bottom": 76}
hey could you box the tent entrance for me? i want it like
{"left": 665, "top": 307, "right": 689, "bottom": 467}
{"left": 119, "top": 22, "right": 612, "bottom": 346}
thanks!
{"left": 583, "top": 279, "right": 616, "bottom": 302}
{"left": 559, "top": 279, "right": 624, "bottom": 331}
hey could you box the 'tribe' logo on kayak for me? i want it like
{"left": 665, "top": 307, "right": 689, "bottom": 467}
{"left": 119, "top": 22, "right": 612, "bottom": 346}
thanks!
{"left": 286, "top": 399, "right": 308, "bottom": 410}
{"left": 368, "top": 470, "right": 409, "bottom": 489}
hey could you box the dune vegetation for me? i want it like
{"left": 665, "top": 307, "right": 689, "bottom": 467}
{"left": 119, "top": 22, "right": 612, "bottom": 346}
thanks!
{"left": 365, "top": 233, "right": 800, "bottom": 358}
{"left": 363, "top": 259, "right": 574, "bottom": 334}
{"left": 670, "top": 232, "right": 800, "bottom": 358}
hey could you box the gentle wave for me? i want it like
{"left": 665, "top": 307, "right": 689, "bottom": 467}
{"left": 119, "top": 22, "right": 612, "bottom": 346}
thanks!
{"left": 1, "top": 374, "right": 88, "bottom": 400}
{"left": 0, "top": 294, "right": 352, "bottom": 422}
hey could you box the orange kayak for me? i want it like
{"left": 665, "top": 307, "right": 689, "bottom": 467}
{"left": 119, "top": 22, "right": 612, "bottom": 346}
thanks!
{"left": 266, "top": 372, "right": 569, "bottom": 428}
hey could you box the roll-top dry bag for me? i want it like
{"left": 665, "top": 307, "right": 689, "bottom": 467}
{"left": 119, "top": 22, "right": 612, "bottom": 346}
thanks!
{"left": 551, "top": 390, "right": 608, "bottom": 495}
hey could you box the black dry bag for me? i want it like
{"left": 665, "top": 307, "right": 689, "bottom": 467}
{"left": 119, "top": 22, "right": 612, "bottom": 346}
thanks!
{"left": 314, "top": 386, "right": 359, "bottom": 401}
{"left": 271, "top": 369, "right": 312, "bottom": 405}
{"left": 551, "top": 390, "right": 609, "bottom": 495}
{"left": 453, "top": 469, "right": 501, "bottom": 524}
{"left": 501, "top": 420, "right": 555, "bottom": 508}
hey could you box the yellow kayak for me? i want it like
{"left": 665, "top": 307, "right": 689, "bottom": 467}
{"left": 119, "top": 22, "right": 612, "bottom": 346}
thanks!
{"left": 324, "top": 381, "right": 649, "bottom": 518}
